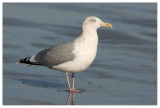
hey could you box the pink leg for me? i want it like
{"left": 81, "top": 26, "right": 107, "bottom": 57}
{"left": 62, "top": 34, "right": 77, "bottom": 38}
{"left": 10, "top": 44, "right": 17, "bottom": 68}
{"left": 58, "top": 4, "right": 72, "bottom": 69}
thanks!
{"left": 70, "top": 73, "right": 82, "bottom": 93}
{"left": 72, "top": 73, "right": 75, "bottom": 89}
{"left": 65, "top": 72, "right": 71, "bottom": 90}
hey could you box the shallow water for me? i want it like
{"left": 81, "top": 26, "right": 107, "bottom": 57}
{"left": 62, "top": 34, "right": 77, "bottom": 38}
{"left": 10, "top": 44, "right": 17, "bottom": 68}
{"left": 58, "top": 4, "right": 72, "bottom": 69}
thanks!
{"left": 3, "top": 3, "right": 157, "bottom": 105}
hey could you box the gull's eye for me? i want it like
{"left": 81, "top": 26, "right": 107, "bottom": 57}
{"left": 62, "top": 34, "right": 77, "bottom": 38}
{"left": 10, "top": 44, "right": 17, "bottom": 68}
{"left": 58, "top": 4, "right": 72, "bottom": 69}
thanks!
{"left": 90, "top": 18, "right": 96, "bottom": 23}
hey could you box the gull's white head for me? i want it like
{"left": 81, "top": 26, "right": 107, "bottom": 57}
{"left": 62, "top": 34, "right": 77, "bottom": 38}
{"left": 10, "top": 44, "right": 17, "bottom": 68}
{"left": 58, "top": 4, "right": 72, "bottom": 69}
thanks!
{"left": 82, "top": 16, "right": 112, "bottom": 30}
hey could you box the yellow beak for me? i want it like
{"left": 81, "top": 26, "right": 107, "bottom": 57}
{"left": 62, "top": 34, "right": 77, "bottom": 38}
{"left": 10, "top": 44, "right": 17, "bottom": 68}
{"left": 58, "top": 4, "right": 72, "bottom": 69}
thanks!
{"left": 101, "top": 22, "right": 113, "bottom": 28}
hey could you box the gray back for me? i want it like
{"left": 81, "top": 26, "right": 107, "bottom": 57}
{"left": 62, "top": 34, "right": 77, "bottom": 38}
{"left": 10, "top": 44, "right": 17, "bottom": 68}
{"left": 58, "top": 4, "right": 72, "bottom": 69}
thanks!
{"left": 35, "top": 41, "right": 75, "bottom": 67}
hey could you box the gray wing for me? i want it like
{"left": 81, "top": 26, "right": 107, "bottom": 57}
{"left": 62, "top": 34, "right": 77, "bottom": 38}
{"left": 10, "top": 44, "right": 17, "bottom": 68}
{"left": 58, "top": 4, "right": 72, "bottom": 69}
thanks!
{"left": 35, "top": 41, "right": 75, "bottom": 67}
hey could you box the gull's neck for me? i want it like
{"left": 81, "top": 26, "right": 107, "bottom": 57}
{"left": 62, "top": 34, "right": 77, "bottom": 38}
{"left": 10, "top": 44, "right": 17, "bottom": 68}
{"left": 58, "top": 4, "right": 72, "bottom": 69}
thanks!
{"left": 81, "top": 26, "right": 98, "bottom": 38}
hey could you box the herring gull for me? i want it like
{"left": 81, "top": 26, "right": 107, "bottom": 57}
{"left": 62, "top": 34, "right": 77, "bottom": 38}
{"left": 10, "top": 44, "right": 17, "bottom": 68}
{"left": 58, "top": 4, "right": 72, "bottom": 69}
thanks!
{"left": 16, "top": 16, "right": 112, "bottom": 93}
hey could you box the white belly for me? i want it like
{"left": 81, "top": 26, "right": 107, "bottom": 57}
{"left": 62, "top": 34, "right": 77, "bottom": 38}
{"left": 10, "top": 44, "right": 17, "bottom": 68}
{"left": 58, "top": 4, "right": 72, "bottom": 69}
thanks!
{"left": 53, "top": 36, "right": 98, "bottom": 73}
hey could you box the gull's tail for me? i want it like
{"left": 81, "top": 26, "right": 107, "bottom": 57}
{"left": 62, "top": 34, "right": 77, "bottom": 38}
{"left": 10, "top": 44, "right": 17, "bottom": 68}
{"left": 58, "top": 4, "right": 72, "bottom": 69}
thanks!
{"left": 16, "top": 57, "right": 40, "bottom": 66}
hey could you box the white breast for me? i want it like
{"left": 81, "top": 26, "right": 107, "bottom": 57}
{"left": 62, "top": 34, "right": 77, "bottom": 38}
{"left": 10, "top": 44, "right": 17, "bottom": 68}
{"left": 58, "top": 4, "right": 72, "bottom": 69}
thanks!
{"left": 53, "top": 34, "right": 98, "bottom": 73}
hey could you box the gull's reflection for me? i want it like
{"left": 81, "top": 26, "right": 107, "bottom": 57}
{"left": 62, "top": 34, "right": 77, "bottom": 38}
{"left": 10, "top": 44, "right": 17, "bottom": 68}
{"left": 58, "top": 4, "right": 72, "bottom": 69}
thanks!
{"left": 66, "top": 92, "right": 74, "bottom": 105}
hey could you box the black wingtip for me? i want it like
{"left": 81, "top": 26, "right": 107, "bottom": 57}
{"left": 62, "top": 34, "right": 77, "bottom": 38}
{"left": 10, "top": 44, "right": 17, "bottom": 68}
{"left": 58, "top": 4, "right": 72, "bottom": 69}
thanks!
{"left": 18, "top": 57, "right": 40, "bottom": 66}
{"left": 19, "top": 57, "right": 31, "bottom": 64}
